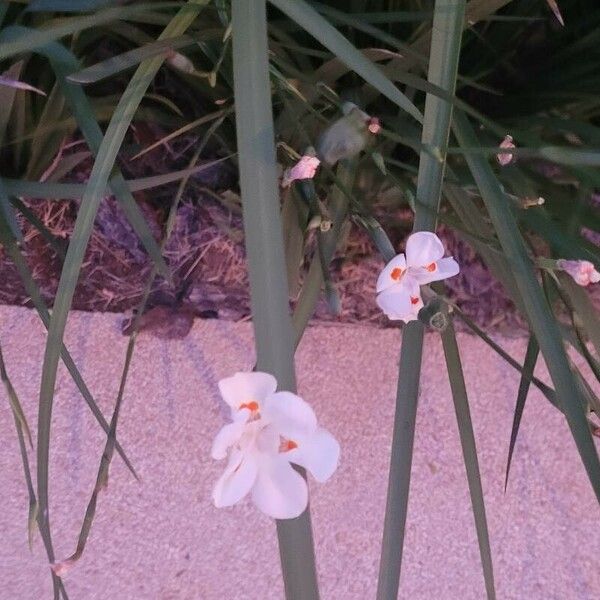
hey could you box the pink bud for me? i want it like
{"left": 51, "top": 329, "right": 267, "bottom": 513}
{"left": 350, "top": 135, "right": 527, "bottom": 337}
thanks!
{"left": 368, "top": 117, "right": 381, "bottom": 134}
{"left": 557, "top": 259, "right": 600, "bottom": 286}
{"left": 282, "top": 155, "right": 321, "bottom": 188}
{"left": 497, "top": 135, "right": 516, "bottom": 166}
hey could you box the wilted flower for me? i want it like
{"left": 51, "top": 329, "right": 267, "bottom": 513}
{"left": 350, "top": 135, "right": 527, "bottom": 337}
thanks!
{"left": 497, "top": 135, "right": 516, "bottom": 166}
{"left": 281, "top": 155, "right": 321, "bottom": 188}
{"left": 376, "top": 231, "right": 459, "bottom": 323}
{"left": 211, "top": 372, "right": 339, "bottom": 519}
{"left": 557, "top": 259, "right": 600, "bottom": 286}
{"left": 317, "top": 102, "right": 380, "bottom": 166}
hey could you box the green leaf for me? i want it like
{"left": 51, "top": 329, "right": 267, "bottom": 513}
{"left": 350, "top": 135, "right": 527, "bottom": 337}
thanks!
{"left": 67, "top": 35, "right": 195, "bottom": 84}
{"left": 0, "top": 2, "right": 187, "bottom": 60}
{"left": 441, "top": 321, "right": 496, "bottom": 600}
{"left": 0, "top": 341, "right": 38, "bottom": 549}
{"left": 34, "top": 0, "right": 207, "bottom": 570}
{"left": 0, "top": 342, "right": 33, "bottom": 448}
{"left": 232, "top": 1, "right": 319, "bottom": 597}
{"left": 0, "top": 61, "right": 24, "bottom": 145}
{"left": 0, "top": 26, "right": 170, "bottom": 278}
{"left": 2, "top": 155, "right": 233, "bottom": 200}
{"left": 452, "top": 110, "right": 600, "bottom": 502}
{"left": 557, "top": 273, "right": 600, "bottom": 361}
{"left": 0, "top": 180, "right": 23, "bottom": 243}
{"left": 268, "top": 0, "right": 423, "bottom": 124}
{"left": 504, "top": 336, "right": 539, "bottom": 491}
{"left": 27, "top": 0, "right": 122, "bottom": 12}
{"left": 0, "top": 202, "right": 137, "bottom": 477}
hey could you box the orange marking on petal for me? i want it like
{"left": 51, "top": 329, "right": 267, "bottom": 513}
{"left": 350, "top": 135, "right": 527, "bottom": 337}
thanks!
{"left": 279, "top": 438, "right": 298, "bottom": 452}
{"left": 426, "top": 262, "right": 437, "bottom": 272}
{"left": 410, "top": 296, "right": 420, "bottom": 305}
{"left": 391, "top": 267, "right": 404, "bottom": 281}
{"left": 239, "top": 400, "right": 259, "bottom": 412}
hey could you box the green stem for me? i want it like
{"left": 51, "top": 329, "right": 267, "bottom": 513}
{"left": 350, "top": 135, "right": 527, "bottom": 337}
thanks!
{"left": 232, "top": 1, "right": 319, "bottom": 598}
{"left": 377, "top": 2, "right": 466, "bottom": 598}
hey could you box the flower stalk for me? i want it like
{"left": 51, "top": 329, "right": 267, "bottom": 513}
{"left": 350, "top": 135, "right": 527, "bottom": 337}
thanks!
{"left": 376, "top": 1, "right": 467, "bottom": 599}
{"left": 231, "top": 1, "right": 319, "bottom": 597}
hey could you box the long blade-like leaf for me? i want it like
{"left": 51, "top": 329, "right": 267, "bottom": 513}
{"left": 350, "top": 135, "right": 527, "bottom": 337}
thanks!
{"left": 232, "top": 1, "right": 319, "bottom": 598}
{"left": 505, "top": 336, "right": 539, "bottom": 491}
{"left": 268, "top": 0, "right": 423, "bottom": 124}
{"left": 35, "top": 0, "right": 206, "bottom": 575}
{"left": 0, "top": 2, "right": 186, "bottom": 60}
{"left": 441, "top": 321, "right": 496, "bottom": 600}
{"left": 54, "top": 110, "right": 226, "bottom": 571}
{"left": 0, "top": 340, "right": 67, "bottom": 598}
{"left": 0, "top": 26, "right": 169, "bottom": 278}
{"left": 0, "top": 200, "right": 137, "bottom": 477}
{"left": 452, "top": 110, "right": 600, "bottom": 501}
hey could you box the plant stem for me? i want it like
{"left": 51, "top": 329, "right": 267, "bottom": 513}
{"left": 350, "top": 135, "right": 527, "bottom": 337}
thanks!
{"left": 232, "top": 1, "right": 319, "bottom": 598}
{"left": 377, "top": 2, "right": 466, "bottom": 598}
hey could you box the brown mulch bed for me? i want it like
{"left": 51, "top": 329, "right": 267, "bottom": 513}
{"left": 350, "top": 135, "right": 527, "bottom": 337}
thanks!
{"left": 1, "top": 136, "right": 596, "bottom": 338}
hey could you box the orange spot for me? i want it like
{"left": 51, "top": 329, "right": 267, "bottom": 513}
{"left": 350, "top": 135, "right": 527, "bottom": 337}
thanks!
{"left": 426, "top": 262, "right": 437, "bottom": 272}
{"left": 239, "top": 400, "right": 259, "bottom": 412}
{"left": 410, "top": 296, "right": 420, "bottom": 305}
{"left": 391, "top": 267, "right": 404, "bottom": 281}
{"left": 279, "top": 439, "right": 298, "bottom": 452}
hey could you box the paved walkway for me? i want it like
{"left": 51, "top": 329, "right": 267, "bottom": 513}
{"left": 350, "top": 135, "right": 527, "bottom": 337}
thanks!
{"left": 0, "top": 306, "right": 598, "bottom": 599}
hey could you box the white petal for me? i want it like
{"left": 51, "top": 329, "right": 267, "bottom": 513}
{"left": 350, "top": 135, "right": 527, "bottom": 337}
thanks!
{"left": 255, "top": 423, "right": 281, "bottom": 454}
{"left": 262, "top": 391, "right": 318, "bottom": 438}
{"left": 212, "top": 450, "right": 258, "bottom": 508}
{"left": 376, "top": 254, "right": 407, "bottom": 293}
{"left": 405, "top": 231, "right": 444, "bottom": 268}
{"left": 288, "top": 428, "right": 340, "bottom": 483}
{"left": 411, "top": 256, "right": 460, "bottom": 285}
{"left": 251, "top": 456, "right": 308, "bottom": 519}
{"left": 376, "top": 279, "right": 422, "bottom": 322}
{"left": 218, "top": 371, "right": 277, "bottom": 410}
{"left": 211, "top": 420, "right": 247, "bottom": 460}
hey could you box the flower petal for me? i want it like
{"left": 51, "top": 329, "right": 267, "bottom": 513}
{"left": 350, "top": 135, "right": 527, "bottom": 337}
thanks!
{"left": 411, "top": 256, "right": 460, "bottom": 285}
{"left": 212, "top": 450, "right": 258, "bottom": 508}
{"left": 218, "top": 371, "right": 277, "bottom": 410}
{"left": 288, "top": 428, "right": 340, "bottom": 483}
{"left": 211, "top": 420, "right": 247, "bottom": 459}
{"left": 405, "top": 231, "right": 444, "bottom": 268}
{"left": 376, "top": 278, "right": 422, "bottom": 322}
{"left": 251, "top": 456, "right": 308, "bottom": 519}
{"left": 262, "top": 391, "right": 318, "bottom": 437}
{"left": 376, "top": 254, "right": 407, "bottom": 293}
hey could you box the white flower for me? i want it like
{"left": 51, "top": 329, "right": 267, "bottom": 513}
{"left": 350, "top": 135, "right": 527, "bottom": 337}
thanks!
{"left": 375, "top": 231, "right": 459, "bottom": 323}
{"left": 557, "top": 259, "right": 600, "bottom": 286}
{"left": 211, "top": 372, "right": 340, "bottom": 519}
{"left": 281, "top": 155, "right": 321, "bottom": 188}
{"left": 497, "top": 134, "right": 516, "bottom": 166}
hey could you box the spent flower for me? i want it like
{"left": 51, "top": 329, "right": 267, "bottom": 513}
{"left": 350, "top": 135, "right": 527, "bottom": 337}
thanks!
{"left": 281, "top": 155, "right": 321, "bottom": 188}
{"left": 557, "top": 259, "right": 600, "bottom": 286}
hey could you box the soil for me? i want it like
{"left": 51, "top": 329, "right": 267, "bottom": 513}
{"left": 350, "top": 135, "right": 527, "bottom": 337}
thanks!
{"left": 0, "top": 132, "right": 596, "bottom": 339}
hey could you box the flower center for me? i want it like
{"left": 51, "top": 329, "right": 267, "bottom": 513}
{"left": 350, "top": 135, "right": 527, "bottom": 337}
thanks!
{"left": 410, "top": 296, "right": 420, "bottom": 305}
{"left": 426, "top": 262, "right": 437, "bottom": 272}
{"left": 390, "top": 267, "right": 404, "bottom": 281}
{"left": 239, "top": 400, "right": 259, "bottom": 412}
{"left": 279, "top": 438, "right": 298, "bottom": 453}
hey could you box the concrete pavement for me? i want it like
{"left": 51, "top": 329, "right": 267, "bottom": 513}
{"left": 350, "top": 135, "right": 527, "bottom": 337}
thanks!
{"left": 0, "top": 305, "right": 598, "bottom": 599}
